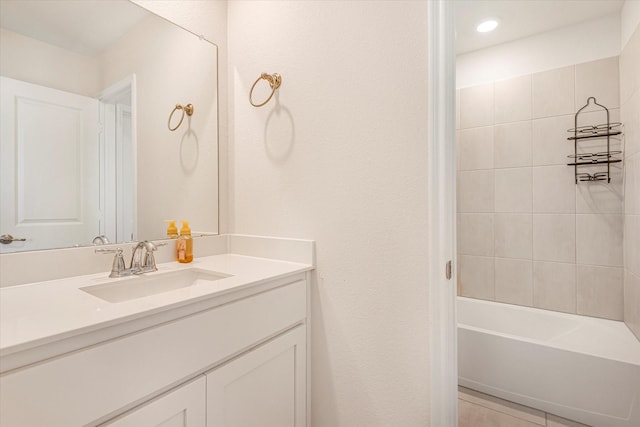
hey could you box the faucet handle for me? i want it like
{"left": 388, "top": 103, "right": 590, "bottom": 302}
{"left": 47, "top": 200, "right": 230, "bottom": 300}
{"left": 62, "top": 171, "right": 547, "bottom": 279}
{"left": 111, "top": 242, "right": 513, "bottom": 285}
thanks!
{"left": 142, "top": 251, "right": 158, "bottom": 272}
{"left": 145, "top": 241, "right": 167, "bottom": 251}
{"left": 96, "top": 247, "right": 129, "bottom": 278}
{"left": 138, "top": 241, "right": 167, "bottom": 273}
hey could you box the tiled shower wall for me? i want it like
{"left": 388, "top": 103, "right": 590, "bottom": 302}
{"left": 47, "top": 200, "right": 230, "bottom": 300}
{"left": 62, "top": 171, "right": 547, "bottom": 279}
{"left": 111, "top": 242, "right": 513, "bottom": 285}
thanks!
{"left": 456, "top": 56, "right": 626, "bottom": 320}
{"left": 621, "top": 25, "right": 640, "bottom": 339}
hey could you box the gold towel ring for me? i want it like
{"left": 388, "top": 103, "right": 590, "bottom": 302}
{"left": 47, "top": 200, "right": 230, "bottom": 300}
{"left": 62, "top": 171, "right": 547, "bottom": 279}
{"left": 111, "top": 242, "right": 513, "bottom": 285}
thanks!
{"left": 168, "top": 103, "right": 194, "bottom": 131}
{"left": 250, "top": 73, "right": 282, "bottom": 107}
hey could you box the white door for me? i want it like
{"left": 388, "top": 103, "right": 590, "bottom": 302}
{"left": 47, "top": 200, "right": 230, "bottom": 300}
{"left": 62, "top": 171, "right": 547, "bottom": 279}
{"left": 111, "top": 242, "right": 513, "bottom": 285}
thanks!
{"left": 99, "top": 76, "right": 135, "bottom": 244}
{"left": 116, "top": 104, "right": 134, "bottom": 242}
{"left": 0, "top": 76, "right": 99, "bottom": 252}
{"left": 102, "top": 376, "right": 206, "bottom": 427}
{"left": 206, "top": 326, "right": 307, "bottom": 427}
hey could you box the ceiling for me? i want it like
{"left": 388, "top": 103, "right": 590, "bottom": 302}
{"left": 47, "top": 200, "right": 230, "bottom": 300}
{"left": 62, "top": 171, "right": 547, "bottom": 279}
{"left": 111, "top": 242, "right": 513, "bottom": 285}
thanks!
{"left": 0, "top": 0, "right": 149, "bottom": 57}
{"left": 455, "top": 0, "right": 625, "bottom": 55}
{"left": 1, "top": 0, "right": 626, "bottom": 58}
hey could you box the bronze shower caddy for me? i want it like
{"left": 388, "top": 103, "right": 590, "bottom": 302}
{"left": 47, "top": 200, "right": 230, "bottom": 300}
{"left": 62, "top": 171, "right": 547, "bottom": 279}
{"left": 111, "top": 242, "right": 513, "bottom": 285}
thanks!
{"left": 567, "top": 97, "right": 622, "bottom": 183}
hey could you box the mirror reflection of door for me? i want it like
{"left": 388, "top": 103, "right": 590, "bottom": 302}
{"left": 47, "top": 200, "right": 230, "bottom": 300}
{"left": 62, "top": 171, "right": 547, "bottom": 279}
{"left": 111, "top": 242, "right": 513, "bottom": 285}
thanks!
{"left": 0, "top": 76, "right": 99, "bottom": 252}
{"left": 99, "top": 77, "right": 135, "bottom": 245}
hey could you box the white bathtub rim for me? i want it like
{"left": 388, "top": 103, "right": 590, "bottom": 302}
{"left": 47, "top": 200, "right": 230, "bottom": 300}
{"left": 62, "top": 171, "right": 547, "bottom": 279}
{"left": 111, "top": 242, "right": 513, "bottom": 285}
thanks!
{"left": 457, "top": 297, "right": 640, "bottom": 366}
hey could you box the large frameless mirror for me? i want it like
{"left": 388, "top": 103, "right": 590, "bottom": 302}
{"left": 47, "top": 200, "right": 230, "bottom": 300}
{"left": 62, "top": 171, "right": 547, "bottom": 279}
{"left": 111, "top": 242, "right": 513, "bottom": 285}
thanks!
{"left": 0, "top": 0, "right": 219, "bottom": 253}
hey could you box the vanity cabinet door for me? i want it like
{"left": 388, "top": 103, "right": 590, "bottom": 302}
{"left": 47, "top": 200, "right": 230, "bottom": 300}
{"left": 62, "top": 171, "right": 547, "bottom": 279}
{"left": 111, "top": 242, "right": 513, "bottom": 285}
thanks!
{"left": 206, "top": 325, "right": 307, "bottom": 427}
{"left": 102, "top": 376, "right": 206, "bottom": 427}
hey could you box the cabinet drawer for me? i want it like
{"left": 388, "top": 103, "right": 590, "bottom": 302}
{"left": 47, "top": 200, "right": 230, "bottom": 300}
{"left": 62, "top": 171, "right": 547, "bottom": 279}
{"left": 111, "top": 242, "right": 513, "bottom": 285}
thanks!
{"left": 0, "top": 279, "right": 306, "bottom": 426}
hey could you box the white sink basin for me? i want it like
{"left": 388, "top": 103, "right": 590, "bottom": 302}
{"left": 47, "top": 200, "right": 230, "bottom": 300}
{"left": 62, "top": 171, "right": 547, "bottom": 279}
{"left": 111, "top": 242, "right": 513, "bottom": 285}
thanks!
{"left": 80, "top": 269, "right": 232, "bottom": 303}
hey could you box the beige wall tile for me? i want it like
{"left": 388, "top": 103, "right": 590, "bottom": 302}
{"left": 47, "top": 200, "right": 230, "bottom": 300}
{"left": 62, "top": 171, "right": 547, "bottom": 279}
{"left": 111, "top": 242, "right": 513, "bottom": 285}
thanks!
{"left": 458, "top": 170, "right": 494, "bottom": 213}
{"left": 621, "top": 24, "right": 640, "bottom": 338}
{"left": 495, "top": 258, "right": 533, "bottom": 306}
{"left": 494, "top": 75, "right": 532, "bottom": 124}
{"left": 458, "top": 213, "right": 494, "bottom": 256}
{"left": 573, "top": 108, "right": 622, "bottom": 161}
{"left": 494, "top": 121, "right": 532, "bottom": 168}
{"left": 532, "top": 66, "right": 575, "bottom": 119}
{"left": 494, "top": 213, "right": 532, "bottom": 259}
{"left": 624, "top": 214, "right": 640, "bottom": 276}
{"left": 533, "top": 261, "right": 577, "bottom": 314}
{"left": 577, "top": 265, "right": 624, "bottom": 320}
{"left": 621, "top": 91, "right": 640, "bottom": 158}
{"left": 458, "top": 387, "right": 546, "bottom": 426}
{"left": 575, "top": 108, "right": 620, "bottom": 130}
{"left": 624, "top": 270, "right": 640, "bottom": 340}
{"left": 458, "top": 126, "right": 494, "bottom": 171}
{"left": 532, "top": 115, "right": 574, "bottom": 166}
{"left": 533, "top": 165, "right": 576, "bottom": 213}
{"left": 575, "top": 56, "right": 620, "bottom": 112}
{"left": 461, "top": 82, "right": 494, "bottom": 129}
{"left": 634, "top": 27, "right": 640, "bottom": 95}
{"left": 624, "top": 154, "right": 640, "bottom": 215}
{"left": 459, "top": 255, "right": 494, "bottom": 300}
{"left": 495, "top": 168, "right": 532, "bottom": 213}
{"left": 576, "top": 214, "right": 623, "bottom": 267}
{"left": 456, "top": 55, "right": 629, "bottom": 320}
{"left": 575, "top": 169, "right": 623, "bottom": 214}
{"left": 533, "top": 214, "right": 575, "bottom": 263}
{"left": 620, "top": 24, "right": 640, "bottom": 106}
{"left": 456, "top": 89, "right": 461, "bottom": 130}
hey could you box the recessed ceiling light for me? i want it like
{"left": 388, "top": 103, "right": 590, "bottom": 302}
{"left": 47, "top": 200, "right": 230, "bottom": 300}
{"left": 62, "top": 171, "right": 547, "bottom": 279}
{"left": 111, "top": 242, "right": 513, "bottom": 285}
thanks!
{"left": 476, "top": 19, "right": 499, "bottom": 33}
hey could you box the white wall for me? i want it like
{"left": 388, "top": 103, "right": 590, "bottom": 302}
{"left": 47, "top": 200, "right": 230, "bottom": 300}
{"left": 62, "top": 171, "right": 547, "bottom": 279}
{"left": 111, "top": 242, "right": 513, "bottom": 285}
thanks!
{"left": 227, "top": 1, "right": 430, "bottom": 425}
{"left": 457, "top": 14, "right": 621, "bottom": 88}
{"left": 0, "top": 28, "right": 99, "bottom": 97}
{"left": 621, "top": 0, "right": 640, "bottom": 49}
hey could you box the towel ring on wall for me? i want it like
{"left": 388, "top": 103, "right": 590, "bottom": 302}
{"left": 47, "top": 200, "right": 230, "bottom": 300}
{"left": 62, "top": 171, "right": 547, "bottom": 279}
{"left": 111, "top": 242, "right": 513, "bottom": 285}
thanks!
{"left": 168, "top": 103, "right": 194, "bottom": 131}
{"left": 250, "top": 73, "right": 282, "bottom": 107}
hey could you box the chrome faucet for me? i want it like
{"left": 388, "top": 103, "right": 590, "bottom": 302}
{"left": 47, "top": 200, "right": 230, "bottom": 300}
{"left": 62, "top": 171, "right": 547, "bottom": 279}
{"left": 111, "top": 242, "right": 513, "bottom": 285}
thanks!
{"left": 96, "top": 241, "right": 165, "bottom": 278}
{"left": 130, "top": 240, "right": 160, "bottom": 274}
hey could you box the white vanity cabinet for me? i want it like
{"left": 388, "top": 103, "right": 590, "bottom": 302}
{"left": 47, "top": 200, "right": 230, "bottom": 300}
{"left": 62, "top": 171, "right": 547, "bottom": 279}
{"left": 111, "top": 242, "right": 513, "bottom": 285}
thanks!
{"left": 0, "top": 274, "right": 309, "bottom": 427}
{"left": 102, "top": 377, "right": 207, "bottom": 427}
{"left": 206, "top": 325, "right": 306, "bottom": 427}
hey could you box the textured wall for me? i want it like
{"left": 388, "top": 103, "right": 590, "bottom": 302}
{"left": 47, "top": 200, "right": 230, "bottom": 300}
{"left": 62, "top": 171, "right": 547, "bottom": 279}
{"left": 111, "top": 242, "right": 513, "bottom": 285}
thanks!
{"left": 456, "top": 57, "right": 626, "bottom": 321}
{"left": 621, "top": 24, "right": 640, "bottom": 340}
{"left": 227, "top": 1, "right": 430, "bottom": 425}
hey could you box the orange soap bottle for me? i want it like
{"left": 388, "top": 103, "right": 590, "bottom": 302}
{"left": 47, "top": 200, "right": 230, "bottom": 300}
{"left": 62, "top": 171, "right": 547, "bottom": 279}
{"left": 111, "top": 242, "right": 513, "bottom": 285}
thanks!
{"left": 165, "top": 220, "right": 178, "bottom": 239}
{"left": 176, "top": 220, "right": 193, "bottom": 263}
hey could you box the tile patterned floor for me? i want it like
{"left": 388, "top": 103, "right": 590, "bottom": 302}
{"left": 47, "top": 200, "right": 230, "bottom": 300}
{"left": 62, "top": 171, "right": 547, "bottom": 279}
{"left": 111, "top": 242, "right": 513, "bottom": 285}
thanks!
{"left": 458, "top": 387, "right": 590, "bottom": 427}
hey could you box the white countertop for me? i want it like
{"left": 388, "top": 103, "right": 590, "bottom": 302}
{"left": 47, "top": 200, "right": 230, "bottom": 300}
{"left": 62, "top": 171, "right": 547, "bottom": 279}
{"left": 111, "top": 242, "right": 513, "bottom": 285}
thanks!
{"left": 0, "top": 254, "right": 312, "bottom": 360}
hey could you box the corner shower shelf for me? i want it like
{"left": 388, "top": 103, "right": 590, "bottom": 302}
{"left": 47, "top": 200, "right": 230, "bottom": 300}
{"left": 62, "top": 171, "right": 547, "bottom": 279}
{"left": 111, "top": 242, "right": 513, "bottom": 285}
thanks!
{"left": 567, "top": 97, "right": 623, "bottom": 183}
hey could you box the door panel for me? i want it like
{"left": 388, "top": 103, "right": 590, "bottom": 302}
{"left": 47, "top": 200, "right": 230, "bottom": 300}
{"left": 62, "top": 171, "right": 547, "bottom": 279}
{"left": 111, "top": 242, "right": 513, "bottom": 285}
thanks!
{"left": 0, "top": 76, "right": 99, "bottom": 252}
{"left": 206, "top": 326, "right": 307, "bottom": 427}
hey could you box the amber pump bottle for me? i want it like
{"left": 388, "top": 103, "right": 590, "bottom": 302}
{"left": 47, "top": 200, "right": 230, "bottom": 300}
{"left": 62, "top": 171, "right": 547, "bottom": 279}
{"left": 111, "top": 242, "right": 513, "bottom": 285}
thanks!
{"left": 176, "top": 221, "right": 193, "bottom": 263}
{"left": 165, "top": 220, "right": 178, "bottom": 239}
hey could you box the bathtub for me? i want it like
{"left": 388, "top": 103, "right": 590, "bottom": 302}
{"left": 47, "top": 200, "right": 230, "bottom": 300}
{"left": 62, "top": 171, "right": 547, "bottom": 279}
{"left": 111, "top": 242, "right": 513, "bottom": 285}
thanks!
{"left": 457, "top": 297, "right": 640, "bottom": 427}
